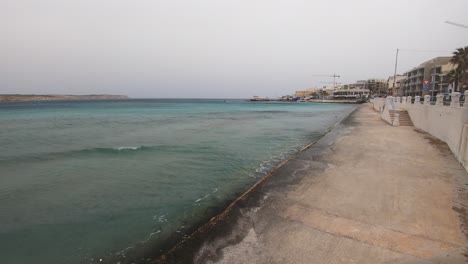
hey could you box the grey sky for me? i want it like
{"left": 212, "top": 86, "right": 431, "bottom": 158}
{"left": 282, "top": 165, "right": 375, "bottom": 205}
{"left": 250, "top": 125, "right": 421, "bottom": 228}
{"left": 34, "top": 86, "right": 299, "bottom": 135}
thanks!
{"left": 1, "top": 0, "right": 467, "bottom": 98}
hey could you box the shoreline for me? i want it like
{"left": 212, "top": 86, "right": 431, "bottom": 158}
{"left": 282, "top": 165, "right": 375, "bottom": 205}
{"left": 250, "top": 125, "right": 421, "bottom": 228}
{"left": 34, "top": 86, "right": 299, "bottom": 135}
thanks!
{"left": 149, "top": 104, "right": 468, "bottom": 264}
{"left": 250, "top": 99, "right": 365, "bottom": 104}
{"left": 145, "top": 105, "right": 358, "bottom": 264}
{"left": 0, "top": 94, "right": 129, "bottom": 102}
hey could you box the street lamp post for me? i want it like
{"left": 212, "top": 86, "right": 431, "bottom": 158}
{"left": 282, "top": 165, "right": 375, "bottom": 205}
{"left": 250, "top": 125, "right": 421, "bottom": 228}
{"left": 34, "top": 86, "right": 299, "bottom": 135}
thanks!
{"left": 445, "top": 20, "right": 468, "bottom": 29}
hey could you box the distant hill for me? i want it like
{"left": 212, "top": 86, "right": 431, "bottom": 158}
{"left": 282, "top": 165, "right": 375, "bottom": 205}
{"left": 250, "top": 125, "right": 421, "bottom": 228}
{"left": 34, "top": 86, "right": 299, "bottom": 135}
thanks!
{"left": 0, "top": 94, "right": 129, "bottom": 102}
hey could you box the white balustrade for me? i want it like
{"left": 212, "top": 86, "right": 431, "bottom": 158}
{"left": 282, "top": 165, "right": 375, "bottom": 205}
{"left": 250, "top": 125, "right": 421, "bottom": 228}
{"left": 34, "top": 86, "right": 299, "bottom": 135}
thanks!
{"left": 436, "top": 94, "right": 444, "bottom": 106}
{"left": 415, "top": 96, "right": 421, "bottom": 104}
{"left": 451, "top": 92, "right": 461, "bottom": 107}
{"left": 464, "top": 91, "right": 468, "bottom": 108}
{"left": 424, "top": 95, "right": 431, "bottom": 105}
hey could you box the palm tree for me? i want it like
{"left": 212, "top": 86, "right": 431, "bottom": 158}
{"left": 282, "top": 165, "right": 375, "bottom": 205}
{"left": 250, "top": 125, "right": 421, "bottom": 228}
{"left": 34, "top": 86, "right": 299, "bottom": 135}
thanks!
{"left": 447, "top": 68, "right": 463, "bottom": 92}
{"left": 450, "top": 46, "right": 468, "bottom": 91}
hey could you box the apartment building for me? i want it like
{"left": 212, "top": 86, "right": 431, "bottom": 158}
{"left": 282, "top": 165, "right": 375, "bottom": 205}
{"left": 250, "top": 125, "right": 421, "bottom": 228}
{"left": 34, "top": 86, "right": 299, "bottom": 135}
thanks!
{"left": 429, "top": 62, "right": 456, "bottom": 95}
{"left": 366, "top": 79, "right": 387, "bottom": 95}
{"left": 400, "top": 57, "right": 451, "bottom": 97}
{"left": 387, "top": 75, "right": 406, "bottom": 96}
{"left": 350, "top": 80, "right": 367, "bottom": 89}
{"left": 348, "top": 79, "right": 387, "bottom": 95}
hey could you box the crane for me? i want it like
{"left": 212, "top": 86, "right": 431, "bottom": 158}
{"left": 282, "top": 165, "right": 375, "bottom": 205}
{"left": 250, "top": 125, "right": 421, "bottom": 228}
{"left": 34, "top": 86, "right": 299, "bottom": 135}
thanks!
{"left": 310, "top": 74, "right": 341, "bottom": 89}
{"left": 319, "top": 81, "right": 341, "bottom": 89}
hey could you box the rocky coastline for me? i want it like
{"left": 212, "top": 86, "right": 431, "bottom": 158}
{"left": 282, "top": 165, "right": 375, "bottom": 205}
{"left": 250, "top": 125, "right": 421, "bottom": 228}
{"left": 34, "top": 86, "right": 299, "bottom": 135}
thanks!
{"left": 0, "top": 94, "right": 129, "bottom": 102}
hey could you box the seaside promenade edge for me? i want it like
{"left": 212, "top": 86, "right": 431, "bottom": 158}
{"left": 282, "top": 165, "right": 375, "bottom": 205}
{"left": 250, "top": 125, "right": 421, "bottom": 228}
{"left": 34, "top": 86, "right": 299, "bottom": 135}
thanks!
{"left": 153, "top": 103, "right": 468, "bottom": 264}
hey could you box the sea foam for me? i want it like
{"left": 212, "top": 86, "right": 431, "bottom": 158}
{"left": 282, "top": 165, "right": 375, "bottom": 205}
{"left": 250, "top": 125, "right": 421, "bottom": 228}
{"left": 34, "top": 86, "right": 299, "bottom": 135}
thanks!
{"left": 115, "top": 146, "right": 142, "bottom": 151}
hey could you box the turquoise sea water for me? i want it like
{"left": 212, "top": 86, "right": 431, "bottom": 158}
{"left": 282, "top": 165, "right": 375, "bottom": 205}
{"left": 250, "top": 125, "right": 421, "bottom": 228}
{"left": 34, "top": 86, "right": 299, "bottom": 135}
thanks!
{"left": 0, "top": 99, "right": 355, "bottom": 264}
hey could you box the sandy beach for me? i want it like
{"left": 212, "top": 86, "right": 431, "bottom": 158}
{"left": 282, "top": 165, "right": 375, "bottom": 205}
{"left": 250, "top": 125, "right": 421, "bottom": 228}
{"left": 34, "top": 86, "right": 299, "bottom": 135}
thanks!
{"left": 155, "top": 103, "right": 468, "bottom": 264}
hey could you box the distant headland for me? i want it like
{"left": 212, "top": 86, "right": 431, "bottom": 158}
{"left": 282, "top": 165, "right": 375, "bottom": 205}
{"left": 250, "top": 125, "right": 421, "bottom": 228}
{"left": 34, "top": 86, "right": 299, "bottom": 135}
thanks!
{"left": 0, "top": 94, "right": 129, "bottom": 102}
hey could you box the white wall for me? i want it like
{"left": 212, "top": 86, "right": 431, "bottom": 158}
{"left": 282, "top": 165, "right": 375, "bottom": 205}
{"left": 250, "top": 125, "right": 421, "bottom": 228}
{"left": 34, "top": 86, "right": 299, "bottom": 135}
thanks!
{"left": 372, "top": 96, "right": 468, "bottom": 172}
{"left": 370, "top": 97, "right": 394, "bottom": 126}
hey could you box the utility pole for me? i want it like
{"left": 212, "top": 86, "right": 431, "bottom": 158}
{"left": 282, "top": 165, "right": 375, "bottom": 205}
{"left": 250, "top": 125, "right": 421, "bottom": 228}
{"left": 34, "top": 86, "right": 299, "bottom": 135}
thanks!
{"left": 392, "top": 48, "right": 399, "bottom": 96}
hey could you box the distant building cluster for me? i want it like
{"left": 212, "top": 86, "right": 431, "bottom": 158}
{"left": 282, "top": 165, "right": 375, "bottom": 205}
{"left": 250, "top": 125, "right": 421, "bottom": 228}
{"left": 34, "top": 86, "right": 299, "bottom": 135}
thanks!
{"left": 286, "top": 54, "right": 468, "bottom": 100}
{"left": 379, "top": 55, "right": 468, "bottom": 97}
{"left": 397, "top": 57, "right": 456, "bottom": 97}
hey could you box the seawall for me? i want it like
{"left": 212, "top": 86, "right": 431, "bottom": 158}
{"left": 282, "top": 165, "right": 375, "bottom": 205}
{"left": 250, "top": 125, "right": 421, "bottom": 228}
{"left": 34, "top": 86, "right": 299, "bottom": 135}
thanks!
{"left": 372, "top": 94, "right": 468, "bottom": 173}
{"left": 147, "top": 105, "right": 358, "bottom": 263}
{"left": 150, "top": 104, "right": 468, "bottom": 264}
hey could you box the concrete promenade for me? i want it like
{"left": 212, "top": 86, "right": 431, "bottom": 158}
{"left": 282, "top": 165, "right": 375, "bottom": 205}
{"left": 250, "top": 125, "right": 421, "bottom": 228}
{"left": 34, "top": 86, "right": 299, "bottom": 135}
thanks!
{"left": 159, "top": 104, "right": 468, "bottom": 264}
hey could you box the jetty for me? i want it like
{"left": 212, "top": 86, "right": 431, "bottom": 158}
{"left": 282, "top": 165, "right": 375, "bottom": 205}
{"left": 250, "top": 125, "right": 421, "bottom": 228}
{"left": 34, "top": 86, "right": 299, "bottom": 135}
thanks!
{"left": 155, "top": 103, "right": 468, "bottom": 264}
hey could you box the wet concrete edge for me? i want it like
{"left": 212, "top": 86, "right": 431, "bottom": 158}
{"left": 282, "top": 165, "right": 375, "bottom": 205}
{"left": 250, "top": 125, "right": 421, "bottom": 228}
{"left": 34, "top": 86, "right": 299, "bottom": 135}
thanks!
{"left": 148, "top": 105, "right": 361, "bottom": 264}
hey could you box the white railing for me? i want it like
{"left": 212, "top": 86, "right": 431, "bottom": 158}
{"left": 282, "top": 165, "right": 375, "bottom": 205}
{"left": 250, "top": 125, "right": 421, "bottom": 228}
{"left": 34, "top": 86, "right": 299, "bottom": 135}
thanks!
{"left": 371, "top": 91, "right": 468, "bottom": 110}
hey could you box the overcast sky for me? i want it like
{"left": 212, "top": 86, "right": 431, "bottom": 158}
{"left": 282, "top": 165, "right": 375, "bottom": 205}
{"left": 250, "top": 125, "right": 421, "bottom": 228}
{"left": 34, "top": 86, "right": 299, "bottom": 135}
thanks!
{"left": 1, "top": 0, "right": 467, "bottom": 98}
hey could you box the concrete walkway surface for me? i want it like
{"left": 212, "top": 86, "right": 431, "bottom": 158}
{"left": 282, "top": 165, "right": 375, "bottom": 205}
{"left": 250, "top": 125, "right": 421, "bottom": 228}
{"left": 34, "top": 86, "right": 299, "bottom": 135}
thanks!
{"left": 157, "top": 104, "right": 468, "bottom": 264}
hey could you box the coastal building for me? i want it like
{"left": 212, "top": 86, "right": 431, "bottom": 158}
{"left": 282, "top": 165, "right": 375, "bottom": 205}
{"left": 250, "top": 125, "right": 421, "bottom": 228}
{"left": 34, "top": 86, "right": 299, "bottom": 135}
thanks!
{"left": 429, "top": 62, "right": 458, "bottom": 95}
{"left": 349, "top": 80, "right": 367, "bottom": 89}
{"left": 322, "top": 85, "right": 339, "bottom": 95}
{"left": 332, "top": 88, "right": 370, "bottom": 99}
{"left": 366, "top": 79, "right": 388, "bottom": 95}
{"left": 387, "top": 75, "right": 406, "bottom": 96}
{"left": 348, "top": 79, "right": 387, "bottom": 95}
{"left": 400, "top": 56, "right": 451, "bottom": 97}
{"left": 294, "top": 87, "right": 319, "bottom": 97}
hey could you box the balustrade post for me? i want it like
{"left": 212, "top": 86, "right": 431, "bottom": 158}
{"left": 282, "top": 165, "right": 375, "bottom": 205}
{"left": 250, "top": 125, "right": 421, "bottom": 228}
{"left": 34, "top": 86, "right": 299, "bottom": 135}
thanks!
{"left": 463, "top": 91, "right": 468, "bottom": 108}
{"left": 424, "top": 95, "right": 431, "bottom": 105}
{"left": 436, "top": 94, "right": 444, "bottom": 106}
{"left": 451, "top": 92, "right": 461, "bottom": 107}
